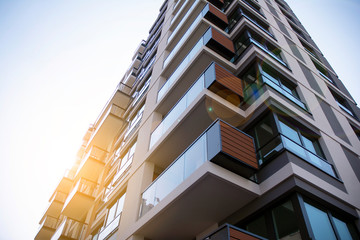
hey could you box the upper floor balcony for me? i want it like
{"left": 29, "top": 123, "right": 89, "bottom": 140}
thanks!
{"left": 51, "top": 217, "right": 87, "bottom": 240}
{"left": 165, "top": 2, "right": 229, "bottom": 69}
{"left": 62, "top": 178, "right": 97, "bottom": 221}
{"left": 135, "top": 120, "right": 259, "bottom": 239}
{"left": 39, "top": 191, "right": 67, "bottom": 225}
{"left": 87, "top": 102, "right": 130, "bottom": 149}
{"left": 35, "top": 215, "right": 59, "bottom": 240}
{"left": 75, "top": 146, "right": 108, "bottom": 182}
{"left": 151, "top": 62, "right": 243, "bottom": 149}
{"left": 158, "top": 26, "right": 235, "bottom": 102}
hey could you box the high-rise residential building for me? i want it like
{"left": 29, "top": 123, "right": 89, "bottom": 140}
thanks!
{"left": 35, "top": 0, "right": 360, "bottom": 239}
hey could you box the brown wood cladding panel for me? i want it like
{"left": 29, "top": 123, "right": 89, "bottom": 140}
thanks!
{"left": 215, "top": 64, "right": 244, "bottom": 98}
{"left": 222, "top": 145, "right": 258, "bottom": 169}
{"left": 208, "top": 4, "right": 228, "bottom": 24}
{"left": 211, "top": 28, "right": 235, "bottom": 53}
{"left": 230, "top": 228, "right": 261, "bottom": 240}
{"left": 220, "top": 122, "right": 258, "bottom": 169}
{"left": 220, "top": 123, "right": 253, "bottom": 146}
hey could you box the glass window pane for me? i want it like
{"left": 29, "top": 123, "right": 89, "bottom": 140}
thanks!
{"left": 272, "top": 201, "right": 301, "bottom": 240}
{"left": 116, "top": 193, "right": 126, "bottom": 216}
{"left": 332, "top": 216, "right": 354, "bottom": 240}
{"left": 304, "top": 202, "right": 337, "bottom": 240}
{"left": 106, "top": 203, "right": 117, "bottom": 225}
{"left": 184, "top": 135, "right": 206, "bottom": 178}
{"left": 246, "top": 215, "right": 270, "bottom": 239}
{"left": 255, "top": 114, "right": 277, "bottom": 149}
{"left": 278, "top": 121, "right": 301, "bottom": 145}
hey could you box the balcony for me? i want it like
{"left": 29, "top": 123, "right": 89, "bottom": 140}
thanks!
{"left": 75, "top": 146, "right": 107, "bottom": 182}
{"left": 203, "top": 224, "right": 267, "bottom": 240}
{"left": 40, "top": 191, "right": 67, "bottom": 224}
{"left": 55, "top": 170, "right": 75, "bottom": 194}
{"left": 208, "top": 0, "right": 224, "bottom": 9}
{"left": 35, "top": 216, "right": 58, "bottom": 240}
{"left": 88, "top": 103, "right": 127, "bottom": 150}
{"left": 158, "top": 27, "right": 235, "bottom": 102}
{"left": 51, "top": 217, "right": 87, "bottom": 240}
{"left": 151, "top": 62, "right": 243, "bottom": 149}
{"left": 135, "top": 120, "right": 259, "bottom": 240}
{"left": 257, "top": 134, "right": 337, "bottom": 178}
{"left": 62, "top": 178, "right": 97, "bottom": 221}
{"left": 165, "top": 3, "right": 228, "bottom": 68}
{"left": 123, "top": 68, "right": 137, "bottom": 86}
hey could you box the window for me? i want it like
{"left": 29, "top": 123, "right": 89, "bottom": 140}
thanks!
{"left": 299, "top": 39, "right": 320, "bottom": 61}
{"left": 241, "top": 0, "right": 263, "bottom": 17}
{"left": 330, "top": 90, "right": 356, "bottom": 118}
{"left": 124, "top": 104, "right": 145, "bottom": 140}
{"left": 280, "top": 8, "right": 296, "bottom": 25}
{"left": 238, "top": 195, "right": 360, "bottom": 240}
{"left": 275, "top": 0, "right": 287, "bottom": 10}
{"left": 233, "top": 28, "right": 285, "bottom": 66}
{"left": 98, "top": 193, "right": 126, "bottom": 240}
{"left": 289, "top": 21, "right": 307, "bottom": 40}
{"left": 241, "top": 61, "right": 306, "bottom": 110}
{"left": 227, "top": 5, "right": 271, "bottom": 36}
{"left": 312, "top": 60, "right": 335, "bottom": 84}
{"left": 246, "top": 112, "right": 336, "bottom": 177}
{"left": 304, "top": 201, "right": 359, "bottom": 240}
{"left": 239, "top": 199, "right": 302, "bottom": 240}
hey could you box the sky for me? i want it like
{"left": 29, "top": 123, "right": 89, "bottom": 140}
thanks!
{"left": 0, "top": 0, "right": 359, "bottom": 239}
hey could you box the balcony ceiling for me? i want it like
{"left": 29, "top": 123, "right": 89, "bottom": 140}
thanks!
{"left": 134, "top": 162, "right": 260, "bottom": 240}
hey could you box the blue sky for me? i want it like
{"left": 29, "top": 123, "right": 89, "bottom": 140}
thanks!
{"left": 0, "top": 0, "right": 359, "bottom": 239}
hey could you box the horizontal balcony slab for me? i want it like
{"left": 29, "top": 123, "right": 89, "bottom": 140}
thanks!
{"left": 62, "top": 179, "right": 97, "bottom": 221}
{"left": 35, "top": 216, "right": 58, "bottom": 240}
{"left": 75, "top": 147, "right": 107, "bottom": 182}
{"left": 87, "top": 104, "right": 126, "bottom": 150}
{"left": 157, "top": 48, "right": 237, "bottom": 117}
{"left": 149, "top": 93, "right": 247, "bottom": 170}
{"left": 134, "top": 161, "right": 260, "bottom": 240}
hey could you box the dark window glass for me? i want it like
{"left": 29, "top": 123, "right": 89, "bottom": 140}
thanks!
{"left": 304, "top": 202, "right": 337, "bottom": 240}
{"left": 272, "top": 201, "right": 301, "bottom": 239}
{"left": 246, "top": 215, "right": 270, "bottom": 239}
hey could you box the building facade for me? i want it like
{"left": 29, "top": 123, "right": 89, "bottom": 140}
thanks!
{"left": 35, "top": 0, "right": 360, "bottom": 239}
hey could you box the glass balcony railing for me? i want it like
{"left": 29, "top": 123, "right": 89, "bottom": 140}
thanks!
{"left": 140, "top": 133, "right": 208, "bottom": 217}
{"left": 167, "top": 0, "right": 200, "bottom": 44}
{"left": 49, "top": 191, "right": 67, "bottom": 204}
{"left": 261, "top": 73, "right": 307, "bottom": 111}
{"left": 164, "top": 3, "right": 202, "bottom": 67}
{"left": 158, "top": 34, "right": 204, "bottom": 102}
{"left": 97, "top": 214, "right": 121, "bottom": 240}
{"left": 142, "top": 120, "right": 257, "bottom": 217}
{"left": 318, "top": 70, "right": 334, "bottom": 84}
{"left": 171, "top": 0, "right": 190, "bottom": 26}
{"left": 123, "top": 105, "right": 145, "bottom": 140}
{"left": 39, "top": 216, "right": 58, "bottom": 230}
{"left": 64, "top": 178, "right": 97, "bottom": 209}
{"left": 132, "top": 78, "right": 151, "bottom": 107}
{"left": 51, "top": 217, "right": 87, "bottom": 240}
{"left": 226, "top": 8, "right": 273, "bottom": 38}
{"left": 151, "top": 73, "right": 205, "bottom": 149}
{"left": 241, "top": 0, "right": 264, "bottom": 17}
{"left": 256, "top": 134, "right": 337, "bottom": 177}
{"left": 232, "top": 35, "right": 287, "bottom": 67}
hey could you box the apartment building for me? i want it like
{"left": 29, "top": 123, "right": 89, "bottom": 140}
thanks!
{"left": 35, "top": 0, "right": 360, "bottom": 239}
